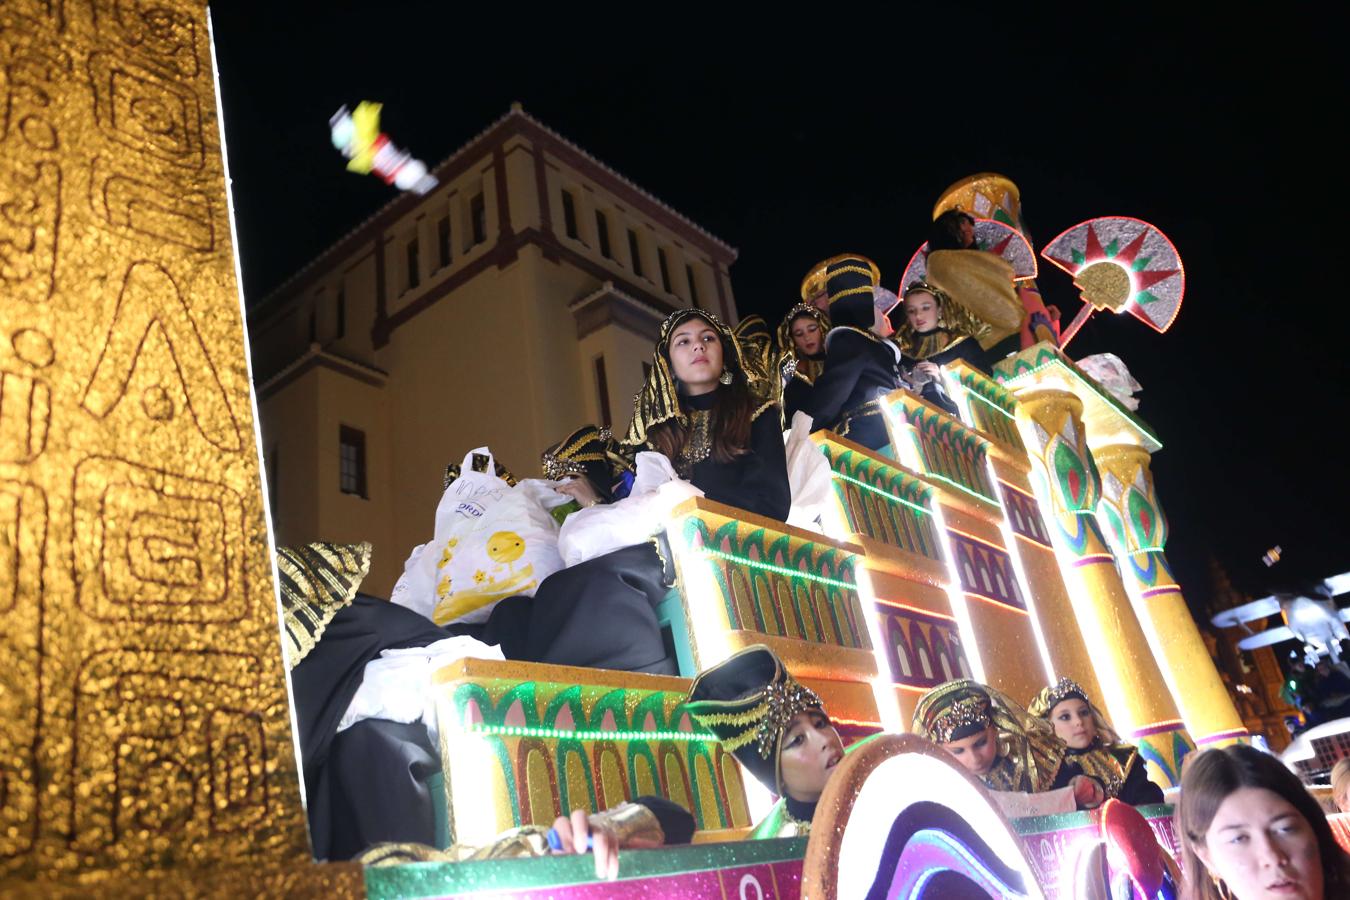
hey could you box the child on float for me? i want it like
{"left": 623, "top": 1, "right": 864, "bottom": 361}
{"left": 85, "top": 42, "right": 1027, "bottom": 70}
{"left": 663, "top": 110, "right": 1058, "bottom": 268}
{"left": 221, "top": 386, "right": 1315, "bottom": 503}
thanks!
{"left": 804, "top": 254, "right": 906, "bottom": 451}
{"left": 1028, "top": 676, "right": 1165, "bottom": 806}
{"left": 776, "top": 303, "right": 830, "bottom": 425}
{"left": 892, "top": 280, "right": 989, "bottom": 374}
{"left": 889, "top": 280, "right": 984, "bottom": 416}
{"left": 913, "top": 678, "right": 1106, "bottom": 812}
{"left": 1176, "top": 744, "right": 1350, "bottom": 900}
{"left": 547, "top": 644, "right": 844, "bottom": 880}
{"left": 459, "top": 309, "right": 789, "bottom": 677}
{"left": 685, "top": 644, "right": 848, "bottom": 837}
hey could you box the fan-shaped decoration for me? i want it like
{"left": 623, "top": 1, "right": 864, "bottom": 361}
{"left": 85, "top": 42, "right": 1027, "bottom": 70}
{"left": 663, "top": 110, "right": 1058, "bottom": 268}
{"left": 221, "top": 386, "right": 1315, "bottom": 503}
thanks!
{"left": 899, "top": 218, "right": 1037, "bottom": 291}
{"left": 1041, "top": 217, "right": 1185, "bottom": 346}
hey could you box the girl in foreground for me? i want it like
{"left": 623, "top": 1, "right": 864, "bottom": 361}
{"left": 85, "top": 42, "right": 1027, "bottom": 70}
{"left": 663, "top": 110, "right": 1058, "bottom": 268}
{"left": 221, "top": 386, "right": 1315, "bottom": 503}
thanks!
{"left": 1177, "top": 744, "right": 1349, "bottom": 900}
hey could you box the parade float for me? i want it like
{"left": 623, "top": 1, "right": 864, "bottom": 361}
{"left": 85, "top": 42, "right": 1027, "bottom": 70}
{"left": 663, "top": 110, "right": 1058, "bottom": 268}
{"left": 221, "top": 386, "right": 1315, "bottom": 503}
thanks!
{"left": 0, "top": 2, "right": 1300, "bottom": 897}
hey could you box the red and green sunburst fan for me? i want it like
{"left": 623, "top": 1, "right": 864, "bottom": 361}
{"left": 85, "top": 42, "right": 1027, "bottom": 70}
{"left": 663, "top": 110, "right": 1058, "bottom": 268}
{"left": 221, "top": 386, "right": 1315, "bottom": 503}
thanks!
{"left": 1041, "top": 217, "right": 1185, "bottom": 348}
{"left": 898, "top": 218, "right": 1038, "bottom": 291}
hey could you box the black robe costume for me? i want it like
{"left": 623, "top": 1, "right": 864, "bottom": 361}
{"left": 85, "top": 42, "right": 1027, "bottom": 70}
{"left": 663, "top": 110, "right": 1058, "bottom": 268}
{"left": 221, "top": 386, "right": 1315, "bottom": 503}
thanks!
{"left": 782, "top": 353, "right": 825, "bottom": 424}
{"left": 904, "top": 328, "right": 988, "bottom": 372}
{"left": 805, "top": 257, "right": 903, "bottom": 451}
{"left": 808, "top": 327, "right": 902, "bottom": 450}
{"left": 1026, "top": 677, "right": 1166, "bottom": 808}
{"left": 473, "top": 389, "right": 790, "bottom": 676}
{"left": 1065, "top": 746, "right": 1166, "bottom": 807}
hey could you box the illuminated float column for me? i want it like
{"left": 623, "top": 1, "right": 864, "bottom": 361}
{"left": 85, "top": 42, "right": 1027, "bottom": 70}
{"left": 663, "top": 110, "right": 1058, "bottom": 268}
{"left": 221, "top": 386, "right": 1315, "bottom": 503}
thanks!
{"left": 1091, "top": 441, "right": 1248, "bottom": 748}
{"left": 1012, "top": 387, "right": 1192, "bottom": 787}
{"left": 945, "top": 363, "right": 1106, "bottom": 705}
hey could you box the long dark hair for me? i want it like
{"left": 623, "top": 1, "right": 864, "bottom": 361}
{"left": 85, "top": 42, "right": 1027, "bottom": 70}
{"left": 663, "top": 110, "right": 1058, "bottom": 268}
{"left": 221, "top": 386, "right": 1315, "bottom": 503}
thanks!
{"left": 645, "top": 330, "right": 757, "bottom": 465}
{"left": 1176, "top": 745, "right": 1350, "bottom": 899}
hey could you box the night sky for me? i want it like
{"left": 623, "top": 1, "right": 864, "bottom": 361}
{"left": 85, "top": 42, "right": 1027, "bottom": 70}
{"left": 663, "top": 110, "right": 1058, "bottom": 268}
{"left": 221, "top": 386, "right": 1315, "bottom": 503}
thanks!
{"left": 210, "top": 6, "right": 1346, "bottom": 618}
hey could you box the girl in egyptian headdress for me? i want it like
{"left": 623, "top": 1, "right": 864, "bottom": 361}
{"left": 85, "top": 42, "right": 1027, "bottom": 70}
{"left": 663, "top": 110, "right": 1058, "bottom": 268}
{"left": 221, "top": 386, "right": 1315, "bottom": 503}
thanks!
{"left": 469, "top": 310, "right": 790, "bottom": 677}
{"left": 685, "top": 644, "right": 848, "bottom": 838}
{"left": 892, "top": 280, "right": 989, "bottom": 373}
{"left": 803, "top": 254, "right": 906, "bottom": 451}
{"left": 612, "top": 307, "right": 789, "bottom": 519}
{"left": 1028, "top": 677, "right": 1165, "bottom": 807}
{"left": 776, "top": 303, "right": 830, "bottom": 425}
{"left": 913, "top": 679, "right": 1104, "bottom": 810}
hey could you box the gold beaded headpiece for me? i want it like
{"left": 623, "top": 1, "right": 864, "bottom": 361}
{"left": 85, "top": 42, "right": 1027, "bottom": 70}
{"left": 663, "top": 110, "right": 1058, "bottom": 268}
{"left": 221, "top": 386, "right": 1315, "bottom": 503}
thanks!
{"left": 930, "top": 693, "right": 993, "bottom": 744}
{"left": 1027, "top": 677, "right": 1122, "bottom": 747}
{"left": 913, "top": 679, "right": 997, "bottom": 744}
{"left": 539, "top": 425, "right": 621, "bottom": 482}
{"left": 685, "top": 645, "right": 827, "bottom": 794}
{"left": 1027, "top": 677, "right": 1089, "bottom": 719}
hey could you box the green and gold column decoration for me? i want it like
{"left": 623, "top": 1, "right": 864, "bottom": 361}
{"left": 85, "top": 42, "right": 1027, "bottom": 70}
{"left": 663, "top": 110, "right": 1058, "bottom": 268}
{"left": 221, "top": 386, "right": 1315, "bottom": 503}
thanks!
{"left": 1093, "top": 441, "right": 1248, "bottom": 748}
{"left": 1012, "top": 388, "right": 1192, "bottom": 787}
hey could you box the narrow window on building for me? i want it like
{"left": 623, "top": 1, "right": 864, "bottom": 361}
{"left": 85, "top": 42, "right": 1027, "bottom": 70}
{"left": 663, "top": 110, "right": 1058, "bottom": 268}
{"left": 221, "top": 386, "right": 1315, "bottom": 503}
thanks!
{"left": 470, "top": 193, "right": 487, "bottom": 245}
{"left": 307, "top": 304, "right": 317, "bottom": 343}
{"left": 594, "top": 356, "right": 612, "bottom": 428}
{"left": 686, "top": 264, "right": 700, "bottom": 307}
{"left": 658, "top": 247, "right": 672, "bottom": 293}
{"left": 561, "top": 190, "right": 580, "bottom": 240}
{"left": 595, "top": 210, "right": 612, "bottom": 259}
{"left": 406, "top": 238, "right": 420, "bottom": 291}
{"left": 335, "top": 285, "right": 346, "bottom": 339}
{"left": 339, "top": 426, "right": 367, "bottom": 498}
{"left": 627, "top": 229, "right": 644, "bottom": 277}
{"left": 437, "top": 215, "right": 451, "bottom": 268}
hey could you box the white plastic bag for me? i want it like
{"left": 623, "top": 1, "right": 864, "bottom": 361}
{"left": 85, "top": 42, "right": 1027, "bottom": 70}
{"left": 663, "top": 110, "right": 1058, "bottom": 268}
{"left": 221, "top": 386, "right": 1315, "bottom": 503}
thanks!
{"left": 556, "top": 451, "right": 703, "bottom": 567}
{"left": 391, "top": 447, "right": 570, "bottom": 625}
{"left": 337, "top": 635, "right": 504, "bottom": 746}
{"left": 1075, "top": 353, "right": 1142, "bottom": 410}
{"left": 784, "top": 411, "right": 833, "bottom": 532}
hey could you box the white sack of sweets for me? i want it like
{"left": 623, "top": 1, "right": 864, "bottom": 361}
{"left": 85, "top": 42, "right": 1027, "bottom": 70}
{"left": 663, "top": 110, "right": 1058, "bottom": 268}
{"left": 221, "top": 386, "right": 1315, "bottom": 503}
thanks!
{"left": 784, "top": 411, "right": 832, "bottom": 533}
{"left": 391, "top": 447, "right": 570, "bottom": 626}
{"left": 337, "top": 635, "right": 504, "bottom": 744}
{"left": 556, "top": 451, "right": 703, "bottom": 568}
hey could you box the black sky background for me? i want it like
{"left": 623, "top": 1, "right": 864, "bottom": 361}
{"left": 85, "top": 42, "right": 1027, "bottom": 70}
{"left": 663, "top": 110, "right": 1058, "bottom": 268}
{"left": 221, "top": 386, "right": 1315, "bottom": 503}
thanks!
{"left": 209, "top": 4, "right": 1348, "bottom": 618}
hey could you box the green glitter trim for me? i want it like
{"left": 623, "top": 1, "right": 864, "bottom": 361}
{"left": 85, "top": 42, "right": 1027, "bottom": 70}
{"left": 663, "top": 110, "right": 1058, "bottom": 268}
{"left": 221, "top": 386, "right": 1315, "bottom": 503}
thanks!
{"left": 364, "top": 837, "right": 810, "bottom": 898}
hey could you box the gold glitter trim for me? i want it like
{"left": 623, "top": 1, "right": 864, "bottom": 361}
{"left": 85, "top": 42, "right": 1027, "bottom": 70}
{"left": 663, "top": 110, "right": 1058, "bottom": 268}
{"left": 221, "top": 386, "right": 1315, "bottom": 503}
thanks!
{"left": 1027, "top": 676, "right": 1089, "bottom": 719}
{"left": 676, "top": 409, "right": 713, "bottom": 478}
{"left": 277, "top": 542, "right": 372, "bottom": 669}
{"left": 827, "top": 286, "right": 874, "bottom": 305}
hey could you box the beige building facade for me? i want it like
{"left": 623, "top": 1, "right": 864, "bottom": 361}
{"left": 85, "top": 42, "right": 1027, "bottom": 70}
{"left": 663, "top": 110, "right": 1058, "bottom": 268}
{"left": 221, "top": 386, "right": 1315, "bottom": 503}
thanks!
{"left": 249, "top": 107, "right": 739, "bottom": 596}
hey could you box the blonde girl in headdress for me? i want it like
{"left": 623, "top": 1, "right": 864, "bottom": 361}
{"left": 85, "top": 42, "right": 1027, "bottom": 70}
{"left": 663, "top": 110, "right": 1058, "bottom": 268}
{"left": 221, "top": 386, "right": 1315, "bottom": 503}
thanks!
{"left": 1028, "top": 676, "right": 1165, "bottom": 807}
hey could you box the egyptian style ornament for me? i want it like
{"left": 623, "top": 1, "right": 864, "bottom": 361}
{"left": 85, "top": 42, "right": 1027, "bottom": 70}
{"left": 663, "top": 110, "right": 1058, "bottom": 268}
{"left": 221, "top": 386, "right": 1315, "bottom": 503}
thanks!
{"left": 277, "top": 542, "right": 372, "bottom": 669}
{"left": 685, "top": 645, "right": 825, "bottom": 794}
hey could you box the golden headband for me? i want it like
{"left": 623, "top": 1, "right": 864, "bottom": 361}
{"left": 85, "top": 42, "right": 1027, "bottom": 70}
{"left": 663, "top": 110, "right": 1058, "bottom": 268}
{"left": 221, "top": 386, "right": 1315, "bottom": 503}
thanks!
{"left": 928, "top": 693, "right": 993, "bottom": 744}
